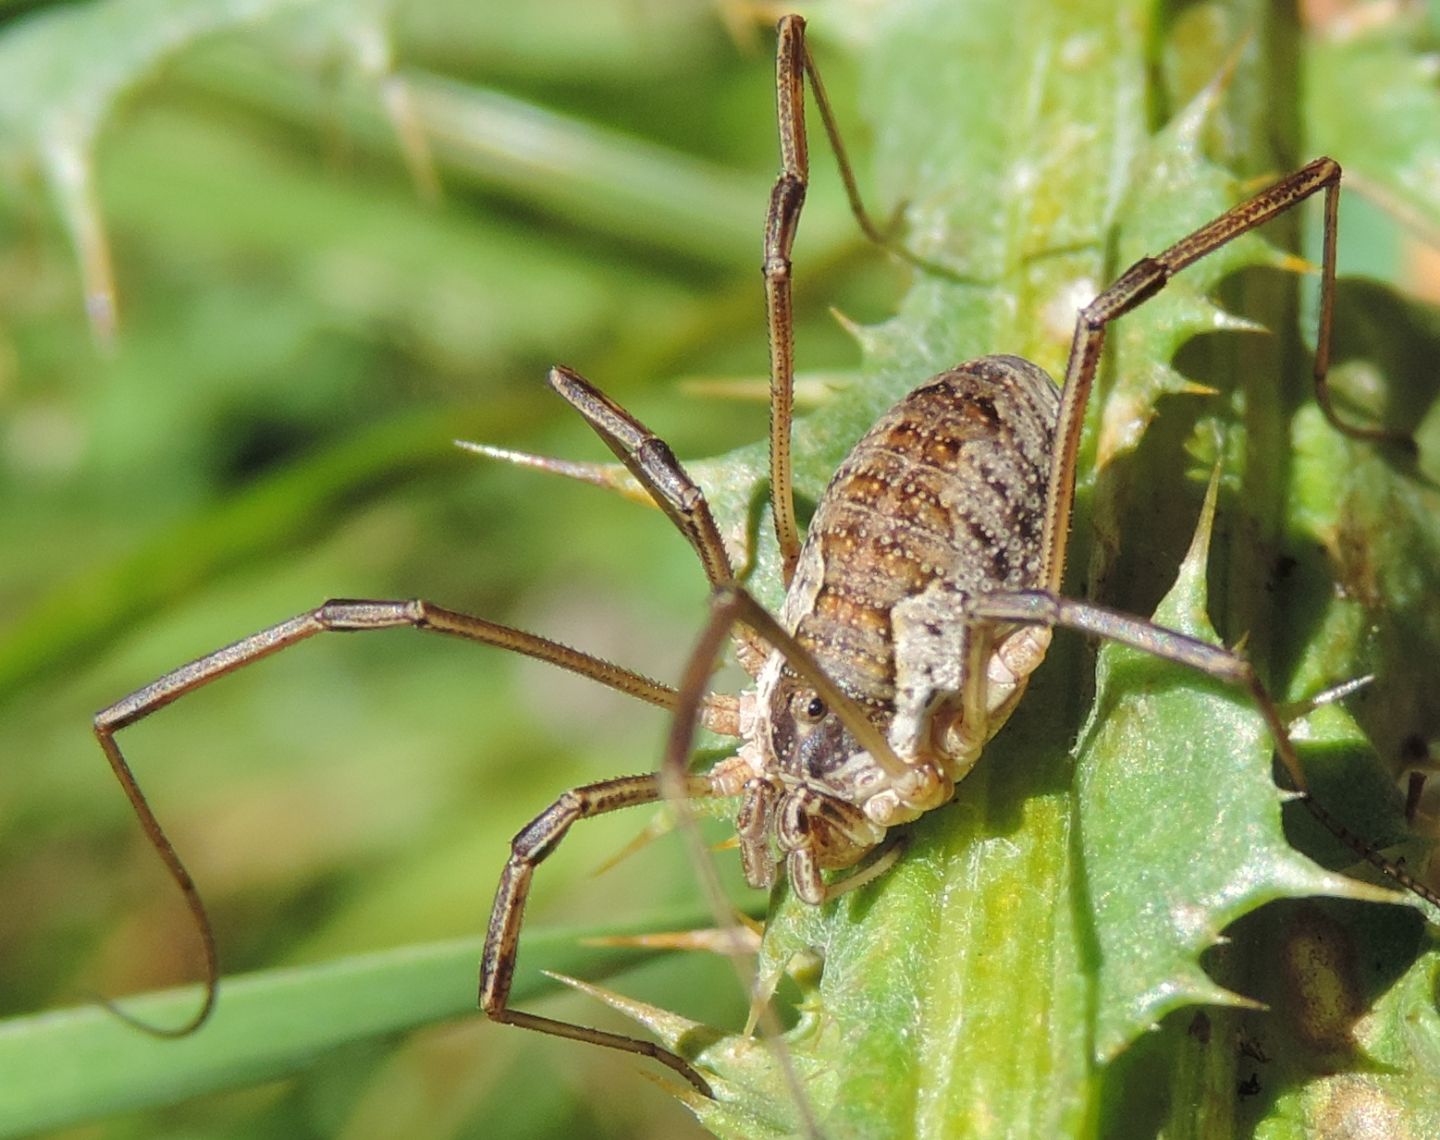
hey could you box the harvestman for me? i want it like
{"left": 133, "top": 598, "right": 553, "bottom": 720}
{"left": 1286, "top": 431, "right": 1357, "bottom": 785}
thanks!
{"left": 95, "top": 14, "right": 1437, "bottom": 1098}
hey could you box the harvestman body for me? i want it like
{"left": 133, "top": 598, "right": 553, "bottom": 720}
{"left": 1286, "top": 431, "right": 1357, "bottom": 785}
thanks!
{"left": 95, "top": 15, "right": 1436, "bottom": 1099}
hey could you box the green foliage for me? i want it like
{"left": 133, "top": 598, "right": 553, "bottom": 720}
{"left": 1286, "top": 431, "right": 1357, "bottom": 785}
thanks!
{"left": 1, "top": 0, "right": 1438, "bottom": 1138}
{"left": 682, "top": 0, "right": 1440, "bottom": 1135}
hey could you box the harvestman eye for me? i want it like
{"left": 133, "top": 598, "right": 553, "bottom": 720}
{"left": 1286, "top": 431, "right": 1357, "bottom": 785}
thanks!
{"left": 90, "top": 10, "right": 1438, "bottom": 1106}
{"left": 798, "top": 694, "right": 827, "bottom": 722}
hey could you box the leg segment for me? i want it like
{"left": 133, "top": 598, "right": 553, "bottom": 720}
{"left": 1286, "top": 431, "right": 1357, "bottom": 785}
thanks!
{"left": 98, "top": 599, "right": 689, "bottom": 734}
{"left": 1040, "top": 157, "right": 1405, "bottom": 594}
{"left": 547, "top": 365, "right": 767, "bottom": 676}
{"left": 966, "top": 587, "right": 1440, "bottom": 909}
{"left": 549, "top": 366, "right": 737, "bottom": 592}
{"left": 765, "top": 15, "right": 809, "bottom": 585}
{"left": 94, "top": 598, "right": 737, "bottom": 1034}
{"left": 965, "top": 590, "right": 1309, "bottom": 788}
{"left": 764, "top": 15, "right": 908, "bottom": 588}
{"left": 480, "top": 772, "right": 720, "bottom": 1096}
{"left": 654, "top": 581, "right": 852, "bottom": 1131}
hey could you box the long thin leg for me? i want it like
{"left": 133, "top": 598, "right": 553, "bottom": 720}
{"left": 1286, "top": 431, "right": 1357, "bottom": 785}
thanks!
{"left": 765, "top": 14, "right": 809, "bottom": 585}
{"left": 549, "top": 366, "right": 737, "bottom": 592}
{"left": 479, "top": 771, "right": 720, "bottom": 1096}
{"left": 966, "top": 587, "right": 1440, "bottom": 910}
{"left": 548, "top": 365, "right": 768, "bottom": 675}
{"left": 1040, "top": 157, "right": 1406, "bottom": 594}
{"left": 793, "top": 29, "right": 902, "bottom": 251}
{"left": 657, "top": 583, "right": 847, "bottom": 1138}
{"left": 94, "top": 598, "right": 739, "bottom": 1033}
{"left": 764, "top": 15, "right": 958, "bottom": 587}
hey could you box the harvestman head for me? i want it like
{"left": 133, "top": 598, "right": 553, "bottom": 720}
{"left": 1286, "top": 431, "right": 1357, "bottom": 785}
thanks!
{"left": 93, "top": 13, "right": 1437, "bottom": 1101}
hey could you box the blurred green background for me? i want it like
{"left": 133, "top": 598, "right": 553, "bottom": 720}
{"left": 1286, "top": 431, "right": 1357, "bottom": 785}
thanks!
{"left": 0, "top": 1, "right": 904, "bottom": 1135}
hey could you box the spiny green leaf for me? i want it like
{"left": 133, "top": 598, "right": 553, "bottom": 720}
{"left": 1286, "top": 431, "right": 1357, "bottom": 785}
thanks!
{"left": 614, "top": 1, "right": 1440, "bottom": 1136}
{"left": 1080, "top": 475, "right": 1392, "bottom": 1063}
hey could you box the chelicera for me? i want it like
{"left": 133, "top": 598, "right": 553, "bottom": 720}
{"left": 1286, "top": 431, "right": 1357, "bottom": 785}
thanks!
{"left": 94, "top": 13, "right": 1436, "bottom": 1099}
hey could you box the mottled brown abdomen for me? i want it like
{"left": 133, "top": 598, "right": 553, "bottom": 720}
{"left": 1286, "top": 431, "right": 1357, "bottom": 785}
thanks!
{"left": 782, "top": 355, "right": 1058, "bottom": 710}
